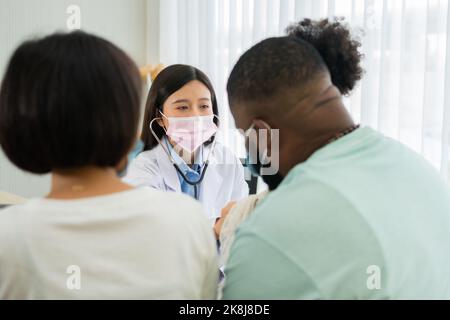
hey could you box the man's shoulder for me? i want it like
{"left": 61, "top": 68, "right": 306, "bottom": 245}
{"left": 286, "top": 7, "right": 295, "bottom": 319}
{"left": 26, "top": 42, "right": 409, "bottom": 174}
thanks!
{"left": 237, "top": 174, "right": 371, "bottom": 245}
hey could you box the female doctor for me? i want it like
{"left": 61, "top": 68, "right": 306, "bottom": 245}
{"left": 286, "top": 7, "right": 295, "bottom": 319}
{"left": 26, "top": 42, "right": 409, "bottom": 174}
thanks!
{"left": 124, "top": 64, "right": 249, "bottom": 226}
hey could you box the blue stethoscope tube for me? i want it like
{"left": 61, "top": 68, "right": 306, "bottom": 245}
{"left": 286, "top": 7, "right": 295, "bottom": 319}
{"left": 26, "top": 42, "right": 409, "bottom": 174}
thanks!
{"left": 149, "top": 117, "right": 218, "bottom": 199}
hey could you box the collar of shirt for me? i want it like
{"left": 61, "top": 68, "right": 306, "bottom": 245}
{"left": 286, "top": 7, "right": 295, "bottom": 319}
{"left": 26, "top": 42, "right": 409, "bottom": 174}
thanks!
{"left": 164, "top": 136, "right": 203, "bottom": 176}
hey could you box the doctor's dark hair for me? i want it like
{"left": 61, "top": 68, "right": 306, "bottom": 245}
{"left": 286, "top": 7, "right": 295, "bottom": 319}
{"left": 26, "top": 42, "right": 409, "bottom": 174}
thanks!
{"left": 286, "top": 17, "right": 364, "bottom": 96}
{"left": 141, "top": 64, "right": 219, "bottom": 151}
{"left": 0, "top": 31, "right": 142, "bottom": 174}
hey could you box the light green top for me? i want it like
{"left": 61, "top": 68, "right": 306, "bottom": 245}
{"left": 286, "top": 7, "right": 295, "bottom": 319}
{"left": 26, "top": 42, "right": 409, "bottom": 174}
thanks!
{"left": 223, "top": 127, "right": 450, "bottom": 299}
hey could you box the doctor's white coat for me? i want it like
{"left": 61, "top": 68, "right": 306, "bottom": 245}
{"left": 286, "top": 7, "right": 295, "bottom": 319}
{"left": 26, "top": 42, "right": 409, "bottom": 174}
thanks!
{"left": 123, "top": 142, "right": 249, "bottom": 224}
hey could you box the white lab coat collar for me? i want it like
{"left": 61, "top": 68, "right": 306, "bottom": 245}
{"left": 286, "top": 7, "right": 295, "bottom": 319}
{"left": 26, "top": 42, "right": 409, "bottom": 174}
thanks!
{"left": 154, "top": 143, "right": 181, "bottom": 193}
{"left": 163, "top": 136, "right": 204, "bottom": 172}
{"left": 154, "top": 141, "right": 224, "bottom": 209}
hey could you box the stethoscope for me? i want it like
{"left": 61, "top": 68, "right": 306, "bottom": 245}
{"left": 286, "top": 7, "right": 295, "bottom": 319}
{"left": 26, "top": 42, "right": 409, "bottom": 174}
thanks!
{"left": 149, "top": 116, "right": 218, "bottom": 200}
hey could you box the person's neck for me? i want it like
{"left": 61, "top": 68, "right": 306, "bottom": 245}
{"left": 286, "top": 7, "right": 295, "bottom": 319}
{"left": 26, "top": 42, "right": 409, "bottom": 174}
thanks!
{"left": 47, "top": 166, "right": 133, "bottom": 200}
{"left": 280, "top": 101, "right": 355, "bottom": 176}
{"left": 167, "top": 137, "right": 198, "bottom": 166}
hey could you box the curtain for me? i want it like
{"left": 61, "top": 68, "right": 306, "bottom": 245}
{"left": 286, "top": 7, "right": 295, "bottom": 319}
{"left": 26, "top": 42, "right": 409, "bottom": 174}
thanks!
{"left": 155, "top": 0, "right": 450, "bottom": 182}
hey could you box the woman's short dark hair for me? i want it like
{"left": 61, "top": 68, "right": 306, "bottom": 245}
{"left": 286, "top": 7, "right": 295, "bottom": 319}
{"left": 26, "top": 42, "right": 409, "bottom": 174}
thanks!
{"left": 141, "top": 64, "right": 219, "bottom": 151}
{"left": 0, "top": 31, "right": 142, "bottom": 174}
{"left": 286, "top": 17, "right": 364, "bottom": 96}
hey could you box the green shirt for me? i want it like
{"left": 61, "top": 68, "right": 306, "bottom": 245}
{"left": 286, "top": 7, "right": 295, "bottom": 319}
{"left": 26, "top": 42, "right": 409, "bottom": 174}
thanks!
{"left": 223, "top": 127, "right": 450, "bottom": 299}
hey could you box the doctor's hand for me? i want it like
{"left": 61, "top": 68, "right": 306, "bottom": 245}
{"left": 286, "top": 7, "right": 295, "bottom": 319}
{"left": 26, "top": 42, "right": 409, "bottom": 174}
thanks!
{"left": 214, "top": 201, "right": 237, "bottom": 240}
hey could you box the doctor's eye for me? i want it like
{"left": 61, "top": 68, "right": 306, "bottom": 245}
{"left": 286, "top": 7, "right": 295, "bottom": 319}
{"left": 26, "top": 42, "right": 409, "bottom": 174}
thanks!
{"left": 176, "top": 106, "right": 189, "bottom": 111}
{"left": 201, "top": 105, "right": 211, "bottom": 109}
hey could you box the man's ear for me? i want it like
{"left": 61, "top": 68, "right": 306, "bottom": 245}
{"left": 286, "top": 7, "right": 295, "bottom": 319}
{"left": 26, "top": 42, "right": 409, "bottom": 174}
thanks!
{"left": 253, "top": 119, "right": 274, "bottom": 154}
{"left": 253, "top": 119, "right": 271, "bottom": 131}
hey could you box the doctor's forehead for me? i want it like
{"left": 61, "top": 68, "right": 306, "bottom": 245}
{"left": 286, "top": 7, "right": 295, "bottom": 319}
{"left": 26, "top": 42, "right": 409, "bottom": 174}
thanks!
{"left": 165, "top": 80, "right": 212, "bottom": 104}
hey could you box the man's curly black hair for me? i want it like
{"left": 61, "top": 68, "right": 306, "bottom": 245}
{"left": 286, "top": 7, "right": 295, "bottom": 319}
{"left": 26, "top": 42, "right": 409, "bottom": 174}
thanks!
{"left": 286, "top": 17, "right": 364, "bottom": 96}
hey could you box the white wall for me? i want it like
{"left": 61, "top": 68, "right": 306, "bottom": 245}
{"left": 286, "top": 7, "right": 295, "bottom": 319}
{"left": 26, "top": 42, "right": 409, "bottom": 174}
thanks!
{"left": 0, "top": 0, "right": 148, "bottom": 197}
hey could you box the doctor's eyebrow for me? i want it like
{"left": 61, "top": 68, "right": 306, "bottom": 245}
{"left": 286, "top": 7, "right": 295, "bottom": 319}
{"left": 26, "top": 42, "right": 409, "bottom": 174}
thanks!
{"left": 172, "top": 99, "right": 190, "bottom": 104}
{"left": 172, "top": 98, "right": 210, "bottom": 104}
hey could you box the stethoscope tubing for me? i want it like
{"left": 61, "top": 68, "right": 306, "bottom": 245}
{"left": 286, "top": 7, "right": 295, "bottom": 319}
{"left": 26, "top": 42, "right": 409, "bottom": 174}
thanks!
{"left": 149, "top": 116, "right": 218, "bottom": 188}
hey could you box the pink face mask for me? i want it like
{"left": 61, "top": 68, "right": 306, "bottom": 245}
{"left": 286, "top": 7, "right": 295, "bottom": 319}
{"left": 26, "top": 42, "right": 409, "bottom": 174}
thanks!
{"left": 161, "top": 113, "right": 218, "bottom": 153}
